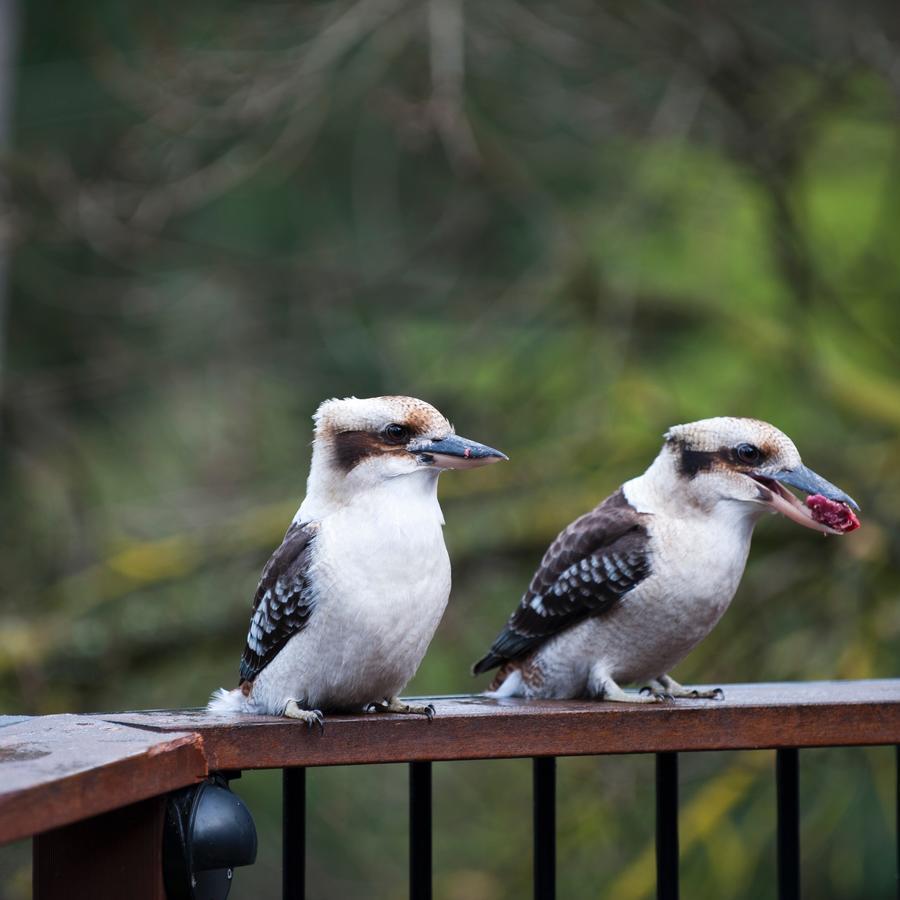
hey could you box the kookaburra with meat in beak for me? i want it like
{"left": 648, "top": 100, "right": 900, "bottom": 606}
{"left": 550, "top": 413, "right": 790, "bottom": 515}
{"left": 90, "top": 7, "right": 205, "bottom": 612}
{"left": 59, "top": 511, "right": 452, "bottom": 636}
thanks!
{"left": 210, "top": 395, "right": 506, "bottom": 726}
{"left": 473, "top": 417, "right": 859, "bottom": 702}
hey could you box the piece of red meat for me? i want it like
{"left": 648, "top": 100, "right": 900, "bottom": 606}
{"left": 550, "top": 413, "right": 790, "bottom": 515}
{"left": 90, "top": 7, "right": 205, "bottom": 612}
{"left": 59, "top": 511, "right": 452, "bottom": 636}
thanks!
{"left": 806, "top": 494, "right": 860, "bottom": 533}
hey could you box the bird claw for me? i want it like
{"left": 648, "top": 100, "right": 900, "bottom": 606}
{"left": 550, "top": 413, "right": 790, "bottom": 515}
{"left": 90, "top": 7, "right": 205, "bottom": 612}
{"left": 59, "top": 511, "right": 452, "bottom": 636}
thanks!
{"left": 368, "top": 699, "right": 436, "bottom": 720}
{"left": 688, "top": 687, "right": 725, "bottom": 701}
{"left": 283, "top": 700, "right": 325, "bottom": 733}
{"left": 640, "top": 686, "right": 674, "bottom": 702}
{"left": 399, "top": 702, "right": 436, "bottom": 720}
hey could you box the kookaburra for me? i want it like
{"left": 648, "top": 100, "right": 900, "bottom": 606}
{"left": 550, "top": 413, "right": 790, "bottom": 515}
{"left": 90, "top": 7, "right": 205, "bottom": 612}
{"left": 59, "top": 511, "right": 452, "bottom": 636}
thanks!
{"left": 473, "top": 417, "right": 859, "bottom": 702}
{"left": 210, "top": 395, "right": 506, "bottom": 726}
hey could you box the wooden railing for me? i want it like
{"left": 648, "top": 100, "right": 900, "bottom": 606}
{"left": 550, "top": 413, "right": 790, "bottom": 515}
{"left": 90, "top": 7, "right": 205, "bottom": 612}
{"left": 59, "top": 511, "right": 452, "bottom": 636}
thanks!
{"left": 2, "top": 679, "right": 899, "bottom": 899}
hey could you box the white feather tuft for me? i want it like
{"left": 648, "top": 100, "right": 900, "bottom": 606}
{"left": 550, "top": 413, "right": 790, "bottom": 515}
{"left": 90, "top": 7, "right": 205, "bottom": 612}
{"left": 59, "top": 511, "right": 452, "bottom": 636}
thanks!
{"left": 207, "top": 687, "right": 252, "bottom": 714}
{"left": 484, "top": 669, "right": 524, "bottom": 699}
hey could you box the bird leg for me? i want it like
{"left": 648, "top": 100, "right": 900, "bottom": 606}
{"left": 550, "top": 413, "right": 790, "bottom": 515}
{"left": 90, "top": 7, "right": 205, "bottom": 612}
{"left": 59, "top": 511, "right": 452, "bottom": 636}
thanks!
{"left": 640, "top": 674, "right": 724, "bottom": 701}
{"left": 367, "top": 697, "right": 436, "bottom": 720}
{"left": 283, "top": 699, "right": 326, "bottom": 732}
{"left": 588, "top": 666, "right": 662, "bottom": 703}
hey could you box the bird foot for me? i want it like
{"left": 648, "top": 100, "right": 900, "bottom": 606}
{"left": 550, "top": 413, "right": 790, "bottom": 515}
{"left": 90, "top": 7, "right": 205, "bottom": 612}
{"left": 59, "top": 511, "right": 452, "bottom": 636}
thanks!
{"left": 594, "top": 680, "right": 664, "bottom": 703}
{"left": 366, "top": 697, "right": 436, "bottom": 721}
{"left": 588, "top": 669, "right": 664, "bottom": 703}
{"left": 686, "top": 687, "right": 725, "bottom": 700}
{"left": 616, "top": 691, "right": 666, "bottom": 704}
{"left": 639, "top": 686, "right": 676, "bottom": 701}
{"left": 643, "top": 677, "right": 724, "bottom": 701}
{"left": 283, "top": 700, "right": 325, "bottom": 732}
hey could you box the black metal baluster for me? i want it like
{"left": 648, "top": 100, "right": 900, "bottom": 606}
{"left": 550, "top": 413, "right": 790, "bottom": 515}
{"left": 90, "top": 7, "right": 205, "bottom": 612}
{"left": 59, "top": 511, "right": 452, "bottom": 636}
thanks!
{"left": 533, "top": 756, "right": 556, "bottom": 900}
{"left": 656, "top": 752, "right": 679, "bottom": 900}
{"left": 409, "top": 761, "right": 432, "bottom": 900}
{"left": 896, "top": 745, "right": 900, "bottom": 898}
{"left": 776, "top": 748, "right": 800, "bottom": 900}
{"left": 283, "top": 767, "right": 306, "bottom": 900}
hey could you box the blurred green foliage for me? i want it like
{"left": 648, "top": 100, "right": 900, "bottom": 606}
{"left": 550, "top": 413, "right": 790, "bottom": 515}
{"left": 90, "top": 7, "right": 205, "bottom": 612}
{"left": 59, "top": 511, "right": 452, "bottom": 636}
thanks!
{"left": 1, "top": 1, "right": 898, "bottom": 898}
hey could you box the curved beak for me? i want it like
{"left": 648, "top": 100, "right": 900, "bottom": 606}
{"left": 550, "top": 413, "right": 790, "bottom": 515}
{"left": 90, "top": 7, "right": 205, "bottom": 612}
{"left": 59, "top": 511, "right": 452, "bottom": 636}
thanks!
{"left": 409, "top": 434, "right": 508, "bottom": 470}
{"left": 749, "top": 464, "right": 859, "bottom": 535}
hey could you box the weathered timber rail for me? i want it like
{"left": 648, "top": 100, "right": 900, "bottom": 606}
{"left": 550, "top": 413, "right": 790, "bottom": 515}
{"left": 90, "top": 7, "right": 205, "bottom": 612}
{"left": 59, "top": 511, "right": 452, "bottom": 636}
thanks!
{"left": 1, "top": 679, "right": 898, "bottom": 899}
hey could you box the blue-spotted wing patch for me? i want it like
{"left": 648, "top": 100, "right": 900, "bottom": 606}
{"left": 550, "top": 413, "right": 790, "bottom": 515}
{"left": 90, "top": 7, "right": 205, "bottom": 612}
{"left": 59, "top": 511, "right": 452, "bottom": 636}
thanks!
{"left": 239, "top": 521, "right": 318, "bottom": 684}
{"left": 472, "top": 489, "right": 650, "bottom": 674}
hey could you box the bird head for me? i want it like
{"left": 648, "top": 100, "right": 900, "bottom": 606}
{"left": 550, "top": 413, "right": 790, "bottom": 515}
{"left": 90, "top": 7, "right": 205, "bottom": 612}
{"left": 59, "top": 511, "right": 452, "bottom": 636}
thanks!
{"left": 308, "top": 395, "right": 507, "bottom": 499}
{"left": 662, "top": 417, "right": 859, "bottom": 535}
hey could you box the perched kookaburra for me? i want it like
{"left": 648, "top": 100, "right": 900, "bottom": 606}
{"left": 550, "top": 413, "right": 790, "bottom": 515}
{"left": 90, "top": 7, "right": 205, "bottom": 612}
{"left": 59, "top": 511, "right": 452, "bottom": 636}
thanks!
{"left": 473, "top": 417, "right": 859, "bottom": 702}
{"left": 210, "top": 395, "right": 506, "bottom": 726}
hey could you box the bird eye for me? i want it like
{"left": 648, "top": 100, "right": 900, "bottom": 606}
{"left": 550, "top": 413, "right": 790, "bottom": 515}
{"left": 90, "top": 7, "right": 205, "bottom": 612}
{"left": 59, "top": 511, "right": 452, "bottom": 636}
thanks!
{"left": 735, "top": 443, "right": 762, "bottom": 465}
{"left": 383, "top": 423, "right": 409, "bottom": 443}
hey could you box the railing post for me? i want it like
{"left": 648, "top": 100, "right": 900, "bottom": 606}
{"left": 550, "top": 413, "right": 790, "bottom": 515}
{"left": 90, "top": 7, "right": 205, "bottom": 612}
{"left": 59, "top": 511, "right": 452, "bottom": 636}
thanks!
{"left": 34, "top": 796, "right": 167, "bottom": 900}
{"left": 409, "top": 761, "right": 432, "bottom": 900}
{"left": 894, "top": 744, "right": 900, "bottom": 900}
{"left": 656, "top": 752, "right": 679, "bottom": 900}
{"left": 533, "top": 756, "right": 556, "bottom": 900}
{"left": 283, "top": 767, "right": 306, "bottom": 900}
{"left": 776, "top": 748, "right": 800, "bottom": 900}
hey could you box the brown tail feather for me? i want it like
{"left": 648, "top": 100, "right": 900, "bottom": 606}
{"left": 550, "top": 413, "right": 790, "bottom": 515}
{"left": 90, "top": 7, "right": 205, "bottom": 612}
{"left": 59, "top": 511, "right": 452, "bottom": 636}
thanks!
{"left": 488, "top": 661, "right": 518, "bottom": 692}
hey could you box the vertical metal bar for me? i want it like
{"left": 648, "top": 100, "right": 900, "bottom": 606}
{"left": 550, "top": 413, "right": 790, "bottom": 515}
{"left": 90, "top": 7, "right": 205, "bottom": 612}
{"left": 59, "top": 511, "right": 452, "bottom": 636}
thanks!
{"left": 776, "top": 748, "right": 800, "bottom": 900}
{"left": 409, "top": 761, "right": 432, "bottom": 900}
{"left": 533, "top": 756, "right": 556, "bottom": 900}
{"left": 283, "top": 767, "right": 306, "bottom": 900}
{"left": 656, "top": 752, "right": 679, "bottom": 900}
{"left": 896, "top": 745, "right": 900, "bottom": 900}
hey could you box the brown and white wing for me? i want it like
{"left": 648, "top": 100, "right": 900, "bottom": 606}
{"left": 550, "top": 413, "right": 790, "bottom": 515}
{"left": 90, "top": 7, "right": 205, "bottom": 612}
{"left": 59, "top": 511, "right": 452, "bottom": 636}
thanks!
{"left": 239, "top": 521, "right": 319, "bottom": 685}
{"left": 472, "top": 490, "right": 650, "bottom": 674}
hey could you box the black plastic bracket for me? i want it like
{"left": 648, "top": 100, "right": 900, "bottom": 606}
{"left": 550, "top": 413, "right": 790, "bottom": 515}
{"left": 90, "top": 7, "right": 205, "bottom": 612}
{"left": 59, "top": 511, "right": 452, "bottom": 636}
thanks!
{"left": 162, "top": 772, "right": 257, "bottom": 900}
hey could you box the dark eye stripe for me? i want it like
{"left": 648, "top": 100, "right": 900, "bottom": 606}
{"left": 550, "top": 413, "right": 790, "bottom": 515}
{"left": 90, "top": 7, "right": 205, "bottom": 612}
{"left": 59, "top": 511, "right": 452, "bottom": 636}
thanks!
{"left": 673, "top": 437, "right": 768, "bottom": 478}
{"left": 332, "top": 431, "right": 383, "bottom": 471}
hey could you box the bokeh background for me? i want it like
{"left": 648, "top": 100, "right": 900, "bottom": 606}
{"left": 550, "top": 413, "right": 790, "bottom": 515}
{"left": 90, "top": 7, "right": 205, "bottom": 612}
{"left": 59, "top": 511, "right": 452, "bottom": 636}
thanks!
{"left": 1, "top": 1, "right": 899, "bottom": 897}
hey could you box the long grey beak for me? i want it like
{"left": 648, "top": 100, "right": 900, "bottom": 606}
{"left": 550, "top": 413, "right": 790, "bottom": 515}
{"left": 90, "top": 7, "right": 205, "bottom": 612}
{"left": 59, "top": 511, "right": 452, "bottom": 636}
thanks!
{"left": 409, "top": 434, "right": 508, "bottom": 470}
{"left": 770, "top": 465, "right": 859, "bottom": 510}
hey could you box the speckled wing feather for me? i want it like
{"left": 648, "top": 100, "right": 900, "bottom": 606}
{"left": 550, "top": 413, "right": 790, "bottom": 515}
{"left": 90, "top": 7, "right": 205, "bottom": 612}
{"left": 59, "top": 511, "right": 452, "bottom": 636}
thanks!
{"left": 472, "top": 490, "right": 650, "bottom": 674}
{"left": 239, "top": 521, "right": 318, "bottom": 684}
